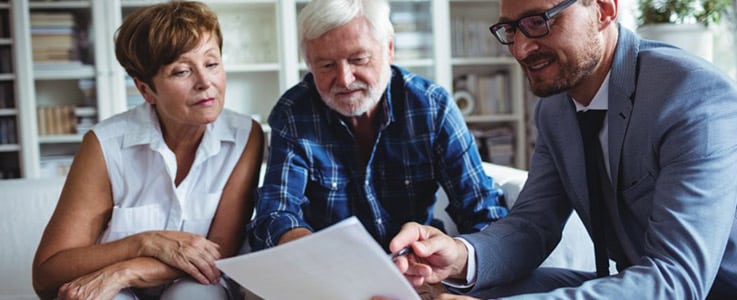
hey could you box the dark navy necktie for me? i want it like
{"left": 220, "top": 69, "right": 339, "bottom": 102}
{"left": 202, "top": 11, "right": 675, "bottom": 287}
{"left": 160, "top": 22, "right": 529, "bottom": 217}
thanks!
{"left": 577, "top": 109, "right": 610, "bottom": 278}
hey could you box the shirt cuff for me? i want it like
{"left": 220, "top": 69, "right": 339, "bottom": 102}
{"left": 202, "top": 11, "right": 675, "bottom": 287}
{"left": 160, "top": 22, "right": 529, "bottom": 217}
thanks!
{"left": 441, "top": 237, "right": 477, "bottom": 289}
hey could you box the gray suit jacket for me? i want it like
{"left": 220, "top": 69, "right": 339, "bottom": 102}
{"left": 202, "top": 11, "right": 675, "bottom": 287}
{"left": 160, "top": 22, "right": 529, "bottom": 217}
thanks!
{"left": 463, "top": 26, "right": 737, "bottom": 299}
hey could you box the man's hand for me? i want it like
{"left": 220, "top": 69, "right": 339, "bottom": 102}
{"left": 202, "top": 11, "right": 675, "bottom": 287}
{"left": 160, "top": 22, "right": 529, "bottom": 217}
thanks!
{"left": 278, "top": 227, "right": 313, "bottom": 245}
{"left": 389, "top": 222, "right": 469, "bottom": 287}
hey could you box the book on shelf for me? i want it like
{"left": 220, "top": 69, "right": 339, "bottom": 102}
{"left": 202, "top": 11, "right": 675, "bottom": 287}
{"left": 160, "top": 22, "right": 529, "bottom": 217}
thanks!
{"left": 0, "top": 83, "right": 12, "bottom": 109}
{"left": 37, "top": 105, "right": 82, "bottom": 136}
{"left": 480, "top": 72, "right": 512, "bottom": 115}
{"left": 0, "top": 117, "right": 18, "bottom": 145}
{"left": 392, "top": 11, "right": 420, "bottom": 32}
{"left": 30, "top": 34, "right": 75, "bottom": 46}
{"left": 451, "top": 16, "right": 505, "bottom": 57}
{"left": 0, "top": 47, "right": 12, "bottom": 74}
{"left": 30, "top": 12, "right": 75, "bottom": 28}
{"left": 0, "top": 166, "right": 20, "bottom": 179}
{"left": 472, "top": 127, "right": 515, "bottom": 166}
{"left": 30, "top": 12, "right": 78, "bottom": 64}
{"left": 0, "top": 11, "right": 8, "bottom": 39}
{"left": 393, "top": 32, "right": 432, "bottom": 60}
{"left": 33, "top": 60, "right": 85, "bottom": 71}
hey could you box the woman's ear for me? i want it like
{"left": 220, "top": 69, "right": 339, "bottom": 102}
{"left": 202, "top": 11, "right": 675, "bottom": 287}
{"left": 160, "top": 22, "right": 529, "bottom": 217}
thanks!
{"left": 133, "top": 78, "right": 156, "bottom": 105}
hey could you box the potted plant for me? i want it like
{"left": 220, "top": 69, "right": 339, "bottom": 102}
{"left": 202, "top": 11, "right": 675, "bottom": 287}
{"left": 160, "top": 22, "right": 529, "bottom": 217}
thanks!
{"left": 636, "top": 0, "right": 732, "bottom": 61}
{"left": 638, "top": 0, "right": 731, "bottom": 26}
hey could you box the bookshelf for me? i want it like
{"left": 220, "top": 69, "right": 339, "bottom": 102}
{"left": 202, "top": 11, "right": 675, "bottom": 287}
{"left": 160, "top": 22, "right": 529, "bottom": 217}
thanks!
{"left": 3, "top": 0, "right": 530, "bottom": 179}
{"left": 0, "top": 0, "right": 20, "bottom": 179}
{"left": 447, "top": 0, "right": 527, "bottom": 168}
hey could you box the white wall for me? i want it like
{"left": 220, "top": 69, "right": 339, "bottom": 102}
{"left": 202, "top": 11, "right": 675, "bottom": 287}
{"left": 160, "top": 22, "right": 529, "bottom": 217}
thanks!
{"left": 618, "top": 0, "right": 737, "bottom": 80}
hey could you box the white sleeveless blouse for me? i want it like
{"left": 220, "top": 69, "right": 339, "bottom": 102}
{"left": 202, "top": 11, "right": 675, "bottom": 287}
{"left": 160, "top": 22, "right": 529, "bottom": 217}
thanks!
{"left": 93, "top": 103, "right": 252, "bottom": 243}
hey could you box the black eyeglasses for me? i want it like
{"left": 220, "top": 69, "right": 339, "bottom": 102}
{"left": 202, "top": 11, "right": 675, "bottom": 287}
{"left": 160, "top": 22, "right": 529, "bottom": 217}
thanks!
{"left": 489, "top": 0, "right": 577, "bottom": 45}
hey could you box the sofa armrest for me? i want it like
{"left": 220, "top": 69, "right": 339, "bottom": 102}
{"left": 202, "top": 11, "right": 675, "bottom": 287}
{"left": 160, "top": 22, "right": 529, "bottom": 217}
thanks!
{"left": 0, "top": 177, "right": 65, "bottom": 299}
{"left": 479, "top": 163, "right": 528, "bottom": 208}
{"left": 434, "top": 162, "right": 597, "bottom": 272}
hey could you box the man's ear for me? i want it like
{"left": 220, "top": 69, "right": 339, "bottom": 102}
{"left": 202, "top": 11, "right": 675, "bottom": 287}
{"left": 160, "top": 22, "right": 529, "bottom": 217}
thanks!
{"left": 597, "top": 0, "right": 618, "bottom": 28}
{"left": 387, "top": 39, "right": 395, "bottom": 64}
{"left": 133, "top": 78, "right": 156, "bottom": 105}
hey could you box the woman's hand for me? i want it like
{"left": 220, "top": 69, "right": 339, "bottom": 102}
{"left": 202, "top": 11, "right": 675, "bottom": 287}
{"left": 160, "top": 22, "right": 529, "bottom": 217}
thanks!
{"left": 56, "top": 265, "right": 126, "bottom": 300}
{"left": 138, "top": 231, "right": 222, "bottom": 284}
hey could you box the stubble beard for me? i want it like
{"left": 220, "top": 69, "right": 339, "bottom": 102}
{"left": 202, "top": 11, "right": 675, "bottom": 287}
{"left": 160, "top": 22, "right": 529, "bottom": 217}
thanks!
{"left": 527, "top": 24, "right": 602, "bottom": 97}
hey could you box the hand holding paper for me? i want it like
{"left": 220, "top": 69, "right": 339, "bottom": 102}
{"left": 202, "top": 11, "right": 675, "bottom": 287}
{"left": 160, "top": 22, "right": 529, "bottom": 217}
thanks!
{"left": 216, "top": 217, "right": 420, "bottom": 300}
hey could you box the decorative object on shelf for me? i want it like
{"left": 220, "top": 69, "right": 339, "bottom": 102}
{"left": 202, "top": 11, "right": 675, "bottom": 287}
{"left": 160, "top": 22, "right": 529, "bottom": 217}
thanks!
{"left": 453, "top": 90, "right": 475, "bottom": 116}
{"left": 636, "top": 0, "right": 732, "bottom": 61}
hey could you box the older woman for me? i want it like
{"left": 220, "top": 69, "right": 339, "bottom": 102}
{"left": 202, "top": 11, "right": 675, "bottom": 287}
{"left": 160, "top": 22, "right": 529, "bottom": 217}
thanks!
{"left": 32, "top": 2, "right": 263, "bottom": 299}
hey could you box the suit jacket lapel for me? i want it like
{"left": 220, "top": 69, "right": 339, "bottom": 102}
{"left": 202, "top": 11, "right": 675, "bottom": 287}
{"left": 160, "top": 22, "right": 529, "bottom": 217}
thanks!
{"left": 606, "top": 26, "right": 642, "bottom": 264}
{"left": 607, "top": 26, "right": 639, "bottom": 192}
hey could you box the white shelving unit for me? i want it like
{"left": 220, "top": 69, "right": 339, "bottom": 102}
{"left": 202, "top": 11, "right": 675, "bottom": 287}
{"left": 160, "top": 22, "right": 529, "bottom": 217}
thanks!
{"left": 3, "top": 0, "right": 529, "bottom": 179}
{"left": 0, "top": 0, "right": 22, "bottom": 178}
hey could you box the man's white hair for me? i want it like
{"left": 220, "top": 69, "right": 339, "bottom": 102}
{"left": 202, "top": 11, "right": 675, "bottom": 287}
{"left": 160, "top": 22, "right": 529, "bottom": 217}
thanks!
{"left": 298, "top": 0, "right": 394, "bottom": 65}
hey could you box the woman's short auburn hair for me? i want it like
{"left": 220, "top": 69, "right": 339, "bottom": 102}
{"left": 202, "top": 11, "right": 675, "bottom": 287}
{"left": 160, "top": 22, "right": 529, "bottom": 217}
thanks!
{"left": 114, "top": 1, "right": 222, "bottom": 91}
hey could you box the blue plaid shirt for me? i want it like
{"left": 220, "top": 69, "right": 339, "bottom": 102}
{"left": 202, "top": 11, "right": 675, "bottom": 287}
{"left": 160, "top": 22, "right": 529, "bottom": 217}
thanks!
{"left": 249, "top": 66, "right": 507, "bottom": 250}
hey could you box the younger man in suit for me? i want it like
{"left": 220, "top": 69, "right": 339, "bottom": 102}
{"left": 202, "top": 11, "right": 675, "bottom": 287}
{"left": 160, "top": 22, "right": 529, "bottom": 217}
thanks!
{"left": 383, "top": 0, "right": 737, "bottom": 298}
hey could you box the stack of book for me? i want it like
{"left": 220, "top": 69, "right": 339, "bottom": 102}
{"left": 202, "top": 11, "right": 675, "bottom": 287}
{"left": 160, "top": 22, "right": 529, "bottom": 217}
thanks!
{"left": 391, "top": 4, "right": 432, "bottom": 60}
{"left": 0, "top": 166, "right": 20, "bottom": 179}
{"left": 451, "top": 16, "right": 506, "bottom": 58}
{"left": 476, "top": 72, "right": 511, "bottom": 115}
{"left": 0, "top": 83, "right": 13, "bottom": 109}
{"left": 30, "top": 11, "right": 79, "bottom": 66}
{"left": 472, "top": 126, "right": 515, "bottom": 166}
{"left": 0, "top": 117, "right": 17, "bottom": 145}
{"left": 0, "top": 46, "right": 13, "bottom": 74}
{"left": 36, "top": 105, "right": 77, "bottom": 136}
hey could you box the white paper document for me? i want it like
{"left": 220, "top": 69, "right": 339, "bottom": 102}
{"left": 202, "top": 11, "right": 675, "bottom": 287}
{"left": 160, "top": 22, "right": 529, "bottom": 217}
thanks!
{"left": 216, "top": 217, "right": 420, "bottom": 300}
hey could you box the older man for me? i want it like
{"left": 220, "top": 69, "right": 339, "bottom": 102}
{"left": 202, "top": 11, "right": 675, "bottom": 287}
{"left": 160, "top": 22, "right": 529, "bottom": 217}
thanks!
{"left": 248, "top": 0, "right": 507, "bottom": 251}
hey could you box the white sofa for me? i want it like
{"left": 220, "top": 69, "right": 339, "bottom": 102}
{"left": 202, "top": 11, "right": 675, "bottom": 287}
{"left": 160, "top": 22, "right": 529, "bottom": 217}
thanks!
{"left": 1, "top": 177, "right": 65, "bottom": 300}
{"left": 0, "top": 163, "right": 594, "bottom": 299}
{"left": 434, "top": 163, "right": 595, "bottom": 271}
